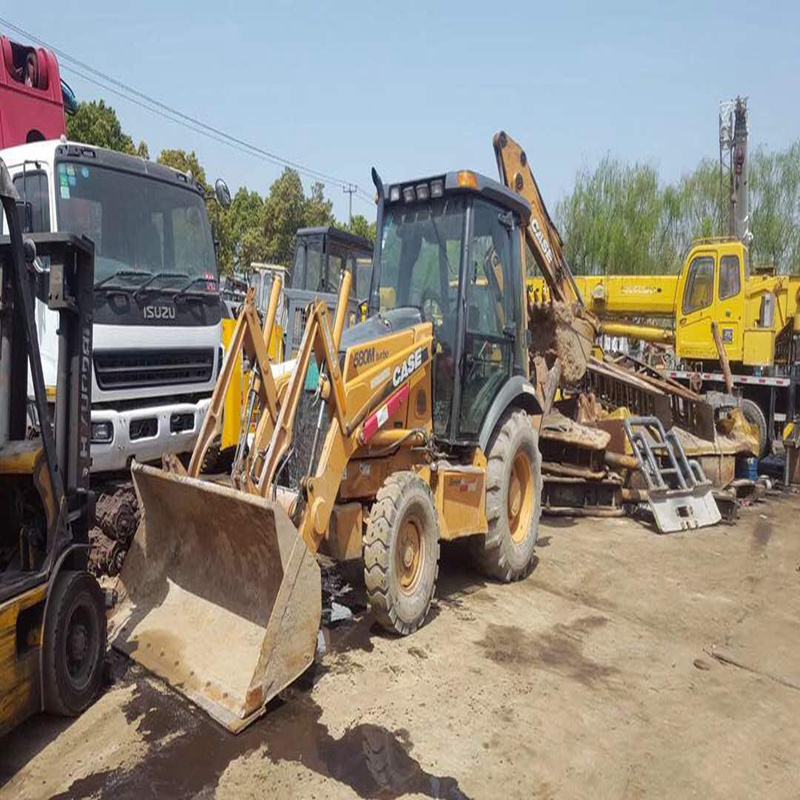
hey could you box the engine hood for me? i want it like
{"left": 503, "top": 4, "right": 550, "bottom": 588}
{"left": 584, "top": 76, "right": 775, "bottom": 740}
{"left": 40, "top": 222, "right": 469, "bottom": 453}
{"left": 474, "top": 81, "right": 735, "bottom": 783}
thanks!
{"left": 338, "top": 307, "right": 423, "bottom": 354}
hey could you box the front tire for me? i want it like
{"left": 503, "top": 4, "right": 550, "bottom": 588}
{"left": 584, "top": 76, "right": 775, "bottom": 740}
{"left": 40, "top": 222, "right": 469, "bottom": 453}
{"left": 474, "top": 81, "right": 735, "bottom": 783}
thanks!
{"left": 42, "top": 571, "right": 107, "bottom": 716}
{"left": 364, "top": 472, "right": 440, "bottom": 635}
{"left": 471, "top": 409, "right": 541, "bottom": 581}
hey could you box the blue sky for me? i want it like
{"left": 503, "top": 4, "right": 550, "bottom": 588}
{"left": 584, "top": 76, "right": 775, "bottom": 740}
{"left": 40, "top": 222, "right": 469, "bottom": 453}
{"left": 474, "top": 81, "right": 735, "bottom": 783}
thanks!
{"left": 6, "top": 1, "right": 799, "bottom": 221}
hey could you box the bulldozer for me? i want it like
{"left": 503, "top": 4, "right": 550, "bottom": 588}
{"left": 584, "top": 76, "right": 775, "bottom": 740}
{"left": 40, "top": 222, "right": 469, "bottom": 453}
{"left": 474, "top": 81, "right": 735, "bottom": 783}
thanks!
{"left": 109, "top": 164, "right": 549, "bottom": 732}
{"left": 0, "top": 159, "right": 105, "bottom": 738}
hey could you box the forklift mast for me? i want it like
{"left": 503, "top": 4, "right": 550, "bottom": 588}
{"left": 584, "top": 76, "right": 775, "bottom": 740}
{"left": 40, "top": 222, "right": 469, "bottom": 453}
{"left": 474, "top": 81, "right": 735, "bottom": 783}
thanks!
{"left": 0, "top": 157, "right": 95, "bottom": 599}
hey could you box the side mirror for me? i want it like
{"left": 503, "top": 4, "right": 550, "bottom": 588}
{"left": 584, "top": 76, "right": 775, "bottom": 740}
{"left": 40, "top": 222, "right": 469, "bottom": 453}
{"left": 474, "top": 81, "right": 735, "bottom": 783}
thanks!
{"left": 214, "top": 178, "right": 231, "bottom": 209}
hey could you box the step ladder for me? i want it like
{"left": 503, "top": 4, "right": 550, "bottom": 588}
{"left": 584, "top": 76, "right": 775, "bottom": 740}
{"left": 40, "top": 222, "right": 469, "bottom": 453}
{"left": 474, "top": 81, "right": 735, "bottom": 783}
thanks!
{"left": 624, "top": 416, "right": 721, "bottom": 533}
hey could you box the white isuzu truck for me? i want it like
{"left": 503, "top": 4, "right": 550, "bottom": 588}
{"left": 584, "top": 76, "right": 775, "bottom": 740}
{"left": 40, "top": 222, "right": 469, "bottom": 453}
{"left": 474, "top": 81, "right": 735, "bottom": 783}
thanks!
{"left": 1, "top": 138, "right": 225, "bottom": 570}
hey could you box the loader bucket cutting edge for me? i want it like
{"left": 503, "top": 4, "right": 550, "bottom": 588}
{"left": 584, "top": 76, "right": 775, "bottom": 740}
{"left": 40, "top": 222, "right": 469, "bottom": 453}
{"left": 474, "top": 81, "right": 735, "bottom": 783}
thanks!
{"left": 108, "top": 464, "right": 321, "bottom": 733}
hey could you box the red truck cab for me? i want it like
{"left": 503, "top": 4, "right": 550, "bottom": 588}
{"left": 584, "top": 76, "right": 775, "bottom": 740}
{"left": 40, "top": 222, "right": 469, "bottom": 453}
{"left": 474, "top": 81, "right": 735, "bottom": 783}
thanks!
{"left": 0, "top": 36, "right": 74, "bottom": 148}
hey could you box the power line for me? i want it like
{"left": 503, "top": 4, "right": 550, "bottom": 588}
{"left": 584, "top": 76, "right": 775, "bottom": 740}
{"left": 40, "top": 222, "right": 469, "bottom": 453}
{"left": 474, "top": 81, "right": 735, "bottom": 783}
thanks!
{"left": 0, "top": 16, "right": 375, "bottom": 207}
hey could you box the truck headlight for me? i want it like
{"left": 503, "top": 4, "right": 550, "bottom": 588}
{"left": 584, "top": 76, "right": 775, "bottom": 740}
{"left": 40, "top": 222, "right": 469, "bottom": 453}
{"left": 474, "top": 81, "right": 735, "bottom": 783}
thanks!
{"left": 91, "top": 421, "right": 114, "bottom": 444}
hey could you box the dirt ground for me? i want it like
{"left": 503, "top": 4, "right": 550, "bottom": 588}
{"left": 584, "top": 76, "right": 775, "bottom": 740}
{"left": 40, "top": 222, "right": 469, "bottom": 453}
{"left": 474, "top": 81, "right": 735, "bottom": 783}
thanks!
{"left": 2, "top": 491, "right": 800, "bottom": 799}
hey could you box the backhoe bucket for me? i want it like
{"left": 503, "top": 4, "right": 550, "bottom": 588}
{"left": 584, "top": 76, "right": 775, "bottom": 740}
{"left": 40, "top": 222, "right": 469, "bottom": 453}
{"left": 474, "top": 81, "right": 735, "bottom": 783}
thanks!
{"left": 108, "top": 463, "right": 321, "bottom": 733}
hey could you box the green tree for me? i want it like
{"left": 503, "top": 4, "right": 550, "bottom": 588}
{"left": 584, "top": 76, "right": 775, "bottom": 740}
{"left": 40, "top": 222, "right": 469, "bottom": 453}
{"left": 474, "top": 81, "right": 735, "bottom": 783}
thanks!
{"left": 304, "top": 181, "right": 335, "bottom": 228}
{"left": 342, "top": 213, "right": 376, "bottom": 243}
{"left": 262, "top": 168, "right": 308, "bottom": 266}
{"left": 229, "top": 188, "right": 268, "bottom": 268}
{"left": 157, "top": 149, "right": 208, "bottom": 190}
{"left": 556, "top": 158, "right": 666, "bottom": 275}
{"left": 66, "top": 100, "right": 148, "bottom": 157}
{"left": 556, "top": 141, "right": 800, "bottom": 276}
{"left": 749, "top": 143, "right": 800, "bottom": 273}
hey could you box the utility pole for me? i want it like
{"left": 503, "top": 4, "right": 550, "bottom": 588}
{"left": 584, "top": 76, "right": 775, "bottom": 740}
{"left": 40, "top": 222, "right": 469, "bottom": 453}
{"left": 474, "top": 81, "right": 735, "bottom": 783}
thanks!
{"left": 343, "top": 184, "right": 356, "bottom": 225}
{"left": 719, "top": 97, "right": 750, "bottom": 244}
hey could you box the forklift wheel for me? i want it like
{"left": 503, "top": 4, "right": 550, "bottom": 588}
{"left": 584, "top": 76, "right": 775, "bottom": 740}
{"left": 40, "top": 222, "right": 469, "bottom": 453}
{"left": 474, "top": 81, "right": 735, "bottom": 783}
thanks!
{"left": 42, "top": 571, "right": 107, "bottom": 717}
{"left": 471, "top": 409, "right": 541, "bottom": 581}
{"left": 364, "top": 472, "right": 440, "bottom": 635}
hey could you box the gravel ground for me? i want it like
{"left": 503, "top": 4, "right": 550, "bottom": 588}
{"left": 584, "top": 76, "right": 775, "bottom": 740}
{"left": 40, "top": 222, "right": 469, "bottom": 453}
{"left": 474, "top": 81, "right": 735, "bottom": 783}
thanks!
{"left": 2, "top": 491, "right": 799, "bottom": 799}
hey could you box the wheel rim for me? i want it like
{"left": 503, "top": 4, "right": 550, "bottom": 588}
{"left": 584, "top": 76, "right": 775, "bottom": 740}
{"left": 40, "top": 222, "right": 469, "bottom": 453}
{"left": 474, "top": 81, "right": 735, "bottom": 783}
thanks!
{"left": 64, "top": 603, "right": 97, "bottom": 691}
{"left": 508, "top": 452, "right": 534, "bottom": 544}
{"left": 396, "top": 514, "right": 424, "bottom": 595}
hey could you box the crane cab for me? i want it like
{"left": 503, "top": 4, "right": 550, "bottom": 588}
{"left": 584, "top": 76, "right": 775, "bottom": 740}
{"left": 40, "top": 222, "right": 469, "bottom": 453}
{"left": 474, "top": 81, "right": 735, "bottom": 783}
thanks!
{"left": 675, "top": 239, "right": 747, "bottom": 362}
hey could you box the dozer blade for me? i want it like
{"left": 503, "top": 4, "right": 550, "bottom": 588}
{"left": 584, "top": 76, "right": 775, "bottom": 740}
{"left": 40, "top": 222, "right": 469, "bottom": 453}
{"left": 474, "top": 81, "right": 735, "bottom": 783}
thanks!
{"left": 108, "top": 463, "right": 321, "bottom": 733}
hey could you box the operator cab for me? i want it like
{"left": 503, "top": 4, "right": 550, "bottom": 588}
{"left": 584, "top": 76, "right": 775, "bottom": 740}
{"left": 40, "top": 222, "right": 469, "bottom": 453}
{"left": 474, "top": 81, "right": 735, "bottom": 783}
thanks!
{"left": 285, "top": 226, "right": 373, "bottom": 356}
{"left": 370, "top": 170, "right": 530, "bottom": 446}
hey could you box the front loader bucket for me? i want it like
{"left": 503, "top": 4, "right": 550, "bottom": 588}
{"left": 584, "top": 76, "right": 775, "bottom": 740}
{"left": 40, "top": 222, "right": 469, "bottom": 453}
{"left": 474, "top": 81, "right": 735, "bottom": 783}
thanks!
{"left": 108, "top": 463, "right": 321, "bottom": 733}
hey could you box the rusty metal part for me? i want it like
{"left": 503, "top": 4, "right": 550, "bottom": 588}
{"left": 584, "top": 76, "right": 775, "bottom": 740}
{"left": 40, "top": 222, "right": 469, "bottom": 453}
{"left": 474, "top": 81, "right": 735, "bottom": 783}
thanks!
{"left": 542, "top": 505, "right": 625, "bottom": 518}
{"left": 604, "top": 451, "right": 640, "bottom": 471}
{"left": 585, "top": 358, "right": 715, "bottom": 441}
{"left": 95, "top": 483, "right": 140, "bottom": 545}
{"left": 712, "top": 490, "right": 740, "bottom": 521}
{"left": 89, "top": 528, "right": 126, "bottom": 577}
{"left": 620, "top": 487, "right": 649, "bottom": 503}
{"left": 711, "top": 321, "right": 734, "bottom": 394}
{"left": 542, "top": 462, "right": 608, "bottom": 480}
{"left": 109, "top": 464, "right": 322, "bottom": 733}
{"left": 541, "top": 475, "right": 623, "bottom": 516}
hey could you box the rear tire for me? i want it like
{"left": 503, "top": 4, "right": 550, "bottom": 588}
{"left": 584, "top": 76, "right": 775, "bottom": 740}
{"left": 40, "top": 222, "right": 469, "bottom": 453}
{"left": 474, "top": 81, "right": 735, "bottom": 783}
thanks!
{"left": 740, "top": 397, "right": 768, "bottom": 458}
{"left": 42, "top": 571, "right": 107, "bottom": 716}
{"left": 471, "top": 409, "right": 541, "bottom": 581}
{"left": 364, "top": 472, "right": 440, "bottom": 635}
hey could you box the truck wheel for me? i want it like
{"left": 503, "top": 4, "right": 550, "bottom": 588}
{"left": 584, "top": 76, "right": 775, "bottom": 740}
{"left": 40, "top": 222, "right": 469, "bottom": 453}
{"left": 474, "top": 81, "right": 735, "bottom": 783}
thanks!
{"left": 43, "top": 571, "right": 107, "bottom": 716}
{"left": 364, "top": 472, "right": 440, "bottom": 635}
{"left": 471, "top": 409, "right": 541, "bottom": 581}
{"left": 740, "top": 398, "right": 768, "bottom": 458}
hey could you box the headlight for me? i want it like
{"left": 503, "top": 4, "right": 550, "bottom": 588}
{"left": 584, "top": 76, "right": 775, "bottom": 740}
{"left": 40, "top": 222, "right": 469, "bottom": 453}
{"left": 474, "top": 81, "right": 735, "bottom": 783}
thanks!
{"left": 402, "top": 186, "right": 415, "bottom": 203}
{"left": 430, "top": 179, "right": 444, "bottom": 198}
{"left": 389, "top": 185, "right": 401, "bottom": 203}
{"left": 91, "top": 421, "right": 114, "bottom": 444}
{"left": 415, "top": 183, "right": 429, "bottom": 201}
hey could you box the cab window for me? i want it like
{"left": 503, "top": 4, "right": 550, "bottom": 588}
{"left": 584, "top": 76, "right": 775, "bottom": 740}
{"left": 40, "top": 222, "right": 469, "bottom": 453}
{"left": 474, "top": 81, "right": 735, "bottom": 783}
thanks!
{"left": 682, "top": 256, "right": 714, "bottom": 314}
{"left": 326, "top": 246, "right": 345, "bottom": 292}
{"left": 305, "top": 241, "right": 323, "bottom": 292}
{"left": 718, "top": 255, "right": 741, "bottom": 300}
{"left": 13, "top": 171, "right": 51, "bottom": 232}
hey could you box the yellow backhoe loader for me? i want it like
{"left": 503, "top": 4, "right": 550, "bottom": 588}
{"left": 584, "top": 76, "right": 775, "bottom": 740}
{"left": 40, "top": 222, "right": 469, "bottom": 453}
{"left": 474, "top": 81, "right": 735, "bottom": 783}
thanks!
{"left": 109, "top": 165, "right": 547, "bottom": 732}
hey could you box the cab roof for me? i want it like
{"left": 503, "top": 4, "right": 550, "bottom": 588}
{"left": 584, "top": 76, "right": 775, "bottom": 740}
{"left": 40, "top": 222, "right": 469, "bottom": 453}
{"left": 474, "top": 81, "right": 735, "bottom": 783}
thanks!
{"left": 295, "top": 225, "right": 373, "bottom": 252}
{"left": 385, "top": 170, "right": 530, "bottom": 221}
{"left": 0, "top": 139, "right": 205, "bottom": 194}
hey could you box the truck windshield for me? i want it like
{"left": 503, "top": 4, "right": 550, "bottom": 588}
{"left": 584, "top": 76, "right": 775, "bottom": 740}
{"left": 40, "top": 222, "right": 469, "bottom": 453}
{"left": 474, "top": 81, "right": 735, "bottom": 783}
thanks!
{"left": 376, "top": 197, "right": 465, "bottom": 318}
{"left": 55, "top": 161, "right": 217, "bottom": 286}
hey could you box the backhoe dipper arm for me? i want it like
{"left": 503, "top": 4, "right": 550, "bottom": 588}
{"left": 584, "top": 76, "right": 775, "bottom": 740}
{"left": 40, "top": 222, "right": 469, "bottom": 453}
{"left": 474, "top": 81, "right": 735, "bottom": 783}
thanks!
{"left": 493, "top": 130, "right": 585, "bottom": 307}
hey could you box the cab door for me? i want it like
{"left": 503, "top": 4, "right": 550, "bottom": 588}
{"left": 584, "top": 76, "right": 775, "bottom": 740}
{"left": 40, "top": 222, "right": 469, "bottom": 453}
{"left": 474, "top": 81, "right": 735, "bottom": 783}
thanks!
{"left": 676, "top": 250, "right": 718, "bottom": 361}
{"left": 713, "top": 251, "right": 744, "bottom": 361}
{"left": 456, "top": 199, "right": 516, "bottom": 441}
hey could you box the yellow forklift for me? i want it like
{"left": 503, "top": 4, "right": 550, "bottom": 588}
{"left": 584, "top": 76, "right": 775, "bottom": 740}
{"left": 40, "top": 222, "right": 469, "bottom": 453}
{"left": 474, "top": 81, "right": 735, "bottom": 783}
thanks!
{"left": 0, "top": 158, "right": 105, "bottom": 738}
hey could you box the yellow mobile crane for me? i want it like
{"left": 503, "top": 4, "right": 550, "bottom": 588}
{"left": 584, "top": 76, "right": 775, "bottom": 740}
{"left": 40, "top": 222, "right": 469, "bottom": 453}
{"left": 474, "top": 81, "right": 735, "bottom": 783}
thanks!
{"left": 528, "top": 99, "right": 800, "bottom": 455}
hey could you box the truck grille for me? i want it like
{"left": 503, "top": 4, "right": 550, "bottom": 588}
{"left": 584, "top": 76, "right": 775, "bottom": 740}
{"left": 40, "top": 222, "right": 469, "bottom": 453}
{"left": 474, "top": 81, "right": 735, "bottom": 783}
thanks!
{"left": 94, "top": 349, "right": 215, "bottom": 391}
